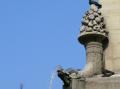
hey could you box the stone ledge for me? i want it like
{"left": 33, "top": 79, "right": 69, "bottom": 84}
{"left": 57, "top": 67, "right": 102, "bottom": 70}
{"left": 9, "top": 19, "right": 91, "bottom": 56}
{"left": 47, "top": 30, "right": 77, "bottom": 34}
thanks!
{"left": 69, "top": 76, "right": 120, "bottom": 89}
{"left": 86, "top": 76, "right": 120, "bottom": 89}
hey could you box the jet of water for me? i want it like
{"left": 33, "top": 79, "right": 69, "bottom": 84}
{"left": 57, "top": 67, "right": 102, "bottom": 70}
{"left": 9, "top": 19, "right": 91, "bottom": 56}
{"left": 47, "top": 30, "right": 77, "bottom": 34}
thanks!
{"left": 49, "top": 65, "right": 62, "bottom": 89}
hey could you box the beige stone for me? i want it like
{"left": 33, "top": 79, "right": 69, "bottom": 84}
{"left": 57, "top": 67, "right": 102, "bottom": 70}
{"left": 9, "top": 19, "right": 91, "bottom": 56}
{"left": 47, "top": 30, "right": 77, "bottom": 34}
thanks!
{"left": 100, "top": 0, "right": 120, "bottom": 72}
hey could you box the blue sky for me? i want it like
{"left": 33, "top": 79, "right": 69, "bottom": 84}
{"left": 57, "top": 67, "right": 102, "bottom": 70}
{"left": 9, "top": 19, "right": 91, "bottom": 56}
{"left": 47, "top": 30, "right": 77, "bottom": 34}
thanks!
{"left": 0, "top": 0, "right": 88, "bottom": 89}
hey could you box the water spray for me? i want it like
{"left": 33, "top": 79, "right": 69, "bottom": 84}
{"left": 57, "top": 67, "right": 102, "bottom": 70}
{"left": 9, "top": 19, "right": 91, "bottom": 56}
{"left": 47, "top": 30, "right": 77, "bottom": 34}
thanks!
{"left": 49, "top": 65, "right": 62, "bottom": 89}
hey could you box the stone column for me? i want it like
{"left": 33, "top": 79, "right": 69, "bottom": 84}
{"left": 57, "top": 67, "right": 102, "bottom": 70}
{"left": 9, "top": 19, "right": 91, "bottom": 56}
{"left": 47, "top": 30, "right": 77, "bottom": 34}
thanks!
{"left": 100, "top": 0, "right": 120, "bottom": 72}
{"left": 86, "top": 42, "right": 103, "bottom": 75}
{"left": 78, "top": 4, "right": 108, "bottom": 77}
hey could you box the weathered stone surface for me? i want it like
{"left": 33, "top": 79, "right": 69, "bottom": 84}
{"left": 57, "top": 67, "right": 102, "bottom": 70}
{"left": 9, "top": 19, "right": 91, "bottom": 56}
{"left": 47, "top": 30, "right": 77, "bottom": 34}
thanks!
{"left": 77, "top": 42, "right": 104, "bottom": 77}
{"left": 86, "top": 76, "right": 120, "bottom": 89}
{"left": 71, "top": 78, "right": 86, "bottom": 89}
{"left": 100, "top": 0, "right": 120, "bottom": 72}
{"left": 77, "top": 4, "right": 109, "bottom": 78}
{"left": 67, "top": 76, "right": 120, "bottom": 89}
{"left": 80, "top": 4, "right": 108, "bottom": 37}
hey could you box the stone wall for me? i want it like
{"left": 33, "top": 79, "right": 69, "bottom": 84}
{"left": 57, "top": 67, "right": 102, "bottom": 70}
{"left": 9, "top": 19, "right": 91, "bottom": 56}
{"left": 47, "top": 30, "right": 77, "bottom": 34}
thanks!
{"left": 100, "top": 0, "right": 120, "bottom": 72}
{"left": 68, "top": 76, "right": 120, "bottom": 89}
{"left": 86, "top": 76, "right": 120, "bottom": 89}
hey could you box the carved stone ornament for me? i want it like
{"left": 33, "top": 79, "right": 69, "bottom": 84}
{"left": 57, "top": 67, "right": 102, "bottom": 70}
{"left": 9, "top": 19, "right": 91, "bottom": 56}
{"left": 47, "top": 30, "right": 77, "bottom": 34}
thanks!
{"left": 57, "top": 4, "right": 115, "bottom": 86}
{"left": 80, "top": 4, "right": 108, "bottom": 37}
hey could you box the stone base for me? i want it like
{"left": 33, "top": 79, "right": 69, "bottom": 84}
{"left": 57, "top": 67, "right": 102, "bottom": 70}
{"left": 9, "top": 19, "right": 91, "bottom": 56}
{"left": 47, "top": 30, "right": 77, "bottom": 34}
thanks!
{"left": 64, "top": 75, "right": 120, "bottom": 89}
{"left": 86, "top": 76, "right": 120, "bottom": 89}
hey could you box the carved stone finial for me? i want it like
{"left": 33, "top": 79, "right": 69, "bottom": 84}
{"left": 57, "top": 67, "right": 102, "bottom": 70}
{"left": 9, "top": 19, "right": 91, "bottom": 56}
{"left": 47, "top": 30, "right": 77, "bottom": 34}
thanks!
{"left": 80, "top": 4, "right": 108, "bottom": 39}
{"left": 77, "top": 4, "right": 111, "bottom": 78}
{"left": 58, "top": 3, "right": 114, "bottom": 88}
